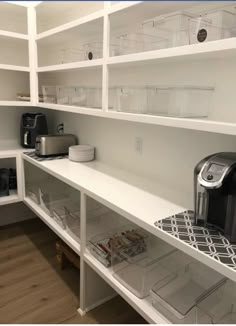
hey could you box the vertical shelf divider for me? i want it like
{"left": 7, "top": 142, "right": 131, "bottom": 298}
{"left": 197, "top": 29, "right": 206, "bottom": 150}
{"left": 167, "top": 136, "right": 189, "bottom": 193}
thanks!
{"left": 27, "top": 6, "right": 38, "bottom": 105}
{"left": 102, "top": 6, "right": 110, "bottom": 112}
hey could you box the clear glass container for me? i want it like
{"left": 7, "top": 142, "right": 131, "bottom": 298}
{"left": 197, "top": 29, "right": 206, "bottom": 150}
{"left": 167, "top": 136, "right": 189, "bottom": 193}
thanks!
{"left": 42, "top": 85, "right": 57, "bottom": 104}
{"left": 189, "top": 10, "right": 236, "bottom": 44}
{"left": 143, "top": 11, "right": 194, "bottom": 48}
{"left": 115, "top": 87, "right": 147, "bottom": 114}
{"left": 112, "top": 237, "right": 176, "bottom": 299}
{"left": 150, "top": 258, "right": 225, "bottom": 321}
{"left": 197, "top": 279, "right": 236, "bottom": 324}
{"left": 88, "top": 226, "right": 148, "bottom": 268}
{"left": 147, "top": 86, "right": 214, "bottom": 118}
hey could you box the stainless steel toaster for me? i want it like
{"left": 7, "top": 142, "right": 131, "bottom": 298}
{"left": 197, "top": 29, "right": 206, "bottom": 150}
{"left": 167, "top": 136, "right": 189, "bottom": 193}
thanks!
{"left": 35, "top": 134, "right": 77, "bottom": 157}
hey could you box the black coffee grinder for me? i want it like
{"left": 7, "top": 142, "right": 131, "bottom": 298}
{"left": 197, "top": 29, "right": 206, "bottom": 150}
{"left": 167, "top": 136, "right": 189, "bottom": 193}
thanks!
{"left": 20, "top": 113, "right": 48, "bottom": 148}
{"left": 194, "top": 152, "right": 236, "bottom": 243}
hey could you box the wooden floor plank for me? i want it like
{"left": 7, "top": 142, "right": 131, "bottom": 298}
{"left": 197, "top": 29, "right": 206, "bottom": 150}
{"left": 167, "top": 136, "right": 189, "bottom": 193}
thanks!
{"left": 0, "top": 218, "right": 146, "bottom": 324}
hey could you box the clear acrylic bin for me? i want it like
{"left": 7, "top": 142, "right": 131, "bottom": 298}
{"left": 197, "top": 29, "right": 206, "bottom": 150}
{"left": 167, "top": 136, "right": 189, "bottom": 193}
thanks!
{"left": 83, "top": 42, "right": 103, "bottom": 61}
{"left": 147, "top": 86, "right": 214, "bottom": 118}
{"left": 86, "top": 87, "right": 102, "bottom": 109}
{"left": 115, "top": 87, "right": 147, "bottom": 114}
{"left": 88, "top": 226, "right": 148, "bottom": 268}
{"left": 150, "top": 258, "right": 225, "bottom": 322}
{"left": 42, "top": 86, "right": 57, "bottom": 104}
{"left": 115, "top": 32, "right": 168, "bottom": 55}
{"left": 197, "top": 279, "right": 236, "bottom": 324}
{"left": 112, "top": 237, "right": 176, "bottom": 299}
{"left": 189, "top": 10, "right": 236, "bottom": 44}
{"left": 26, "top": 185, "right": 40, "bottom": 204}
{"left": 143, "top": 11, "right": 194, "bottom": 48}
{"left": 70, "top": 87, "right": 87, "bottom": 106}
{"left": 56, "top": 86, "right": 71, "bottom": 105}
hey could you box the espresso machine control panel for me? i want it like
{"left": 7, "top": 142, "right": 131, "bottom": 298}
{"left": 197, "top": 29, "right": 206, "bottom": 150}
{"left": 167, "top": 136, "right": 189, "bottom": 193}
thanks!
{"left": 198, "top": 153, "right": 236, "bottom": 189}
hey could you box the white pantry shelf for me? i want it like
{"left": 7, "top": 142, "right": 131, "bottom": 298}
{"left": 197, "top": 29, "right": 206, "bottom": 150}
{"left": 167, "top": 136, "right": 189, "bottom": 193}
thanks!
{"left": 0, "top": 29, "right": 28, "bottom": 40}
{"left": 0, "top": 64, "right": 29, "bottom": 72}
{"left": 24, "top": 197, "right": 81, "bottom": 256}
{"left": 38, "top": 102, "right": 236, "bottom": 137}
{"left": 36, "top": 9, "right": 105, "bottom": 41}
{"left": 37, "top": 59, "right": 103, "bottom": 72}
{"left": 38, "top": 103, "right": 103, "bottom": 116}
{"left": 0, "top": 190, "right": 20, "bottom": 206}
{"left": 108, "top": 38, "right": 236, "bottom": 67}
{"left": 84, "top": 250, "right": 171, "bottom": 324}
{"left": 22, "top": 154, "right": 236, "bottom": 283}
{"left": 0, "top": 101, "right": 32, "bottom": 106}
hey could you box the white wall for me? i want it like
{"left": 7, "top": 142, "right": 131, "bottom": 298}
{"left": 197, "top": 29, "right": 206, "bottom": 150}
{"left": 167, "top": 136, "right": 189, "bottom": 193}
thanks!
{"left": 49, "top": 110, "right": 236, "bottom": 208}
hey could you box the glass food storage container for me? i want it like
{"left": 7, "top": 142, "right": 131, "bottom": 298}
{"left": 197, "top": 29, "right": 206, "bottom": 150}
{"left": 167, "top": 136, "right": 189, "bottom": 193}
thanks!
{"left": 147, "top": 86, "right": 214, "bottom": 118}
{"left": 197, "top": 279, "right": 236, "bottom": 324}
{"left": 189, "top": 10, "right": 236, "bottom": 44}
{"left": 42, "top": 86, "right": 57, "bottom": 104}
{"left": 115, "top": 87, "right": 147, "bottom": 114}
{"left": 150, "top": 258, "right": 225, "bottom": 323}
{"left": 142, "top": 11, "right": 194, "bottom": 48}
{"left": 88, "top": 226, "right": 148, "bottom": 268}
{"left": 112, "top": 237, "right": 176, "bottom": 299}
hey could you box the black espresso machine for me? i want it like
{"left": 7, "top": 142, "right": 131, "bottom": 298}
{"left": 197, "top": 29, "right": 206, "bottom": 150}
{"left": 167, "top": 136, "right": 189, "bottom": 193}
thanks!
{"left": 194, "top": 152, "right": 236, "bottom": 243}
{"left": 20, "top": 113, "right": 48, "bottom": 148}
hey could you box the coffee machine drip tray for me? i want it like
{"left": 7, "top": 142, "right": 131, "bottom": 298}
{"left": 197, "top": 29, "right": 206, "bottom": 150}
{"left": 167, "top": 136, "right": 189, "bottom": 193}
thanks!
{"left": 155, "top": 210, "right": 236, "bottom": 270}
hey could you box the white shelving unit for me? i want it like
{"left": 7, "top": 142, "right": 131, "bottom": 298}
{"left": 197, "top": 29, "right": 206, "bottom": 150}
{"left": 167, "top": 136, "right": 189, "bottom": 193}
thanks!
{"left": 2, "top": 1, "right": 236, "bottom": 324}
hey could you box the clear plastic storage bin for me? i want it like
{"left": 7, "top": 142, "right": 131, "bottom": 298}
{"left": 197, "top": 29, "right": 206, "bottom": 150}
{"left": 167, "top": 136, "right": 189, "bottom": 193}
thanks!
{"left": 70, "top": 87, "right": 87, "bottom": 106}
{"left": 143, "top": 11, "right": 194, "bottom": 48}
{"left": 83, "top": 42, "right": 103, "bottom": 61}
{"left": 25, "top": 185, "right": 40, "bottom": 204}
{"left": 86, "top": 87, "right": 102, "bottom": 109}
{"left": 56, "top": 86, "right": 71, "bottom": 105}
{"left": 114, "top": 87, "right": 147, "bottom": 113}
{"left": 115, "top": 32, "right": 168, "bottom": 55}
{"left": 112, "top": 238, "right": 176, "bottom": 299}
{"left": 150, "top": 258, "right": 225, "bottom": 322}
{"left": 42, "top": 86, "right": 57, "bottom": 104}
{"left": 88, "top": 226, "right": 148, "bottom": 268}
{"left": 189, "top": 10, "right": 236, "bottom": 44}
{"left": 147, "top": 86, "right": 214, "bottom": 118}
{"left": 197, "top": 279, "right": 236, "bottom": 324}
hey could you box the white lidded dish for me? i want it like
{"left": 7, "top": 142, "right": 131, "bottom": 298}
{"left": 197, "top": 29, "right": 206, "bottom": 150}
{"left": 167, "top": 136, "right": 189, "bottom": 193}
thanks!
{"left": 69, "top": 145, "right": 95, "bottom": 162}
{"left": 150, "top": 257, "right": 225, "bottom": 322}
{"left": 112, "top": 237, "right": 176, "bottom": 299}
